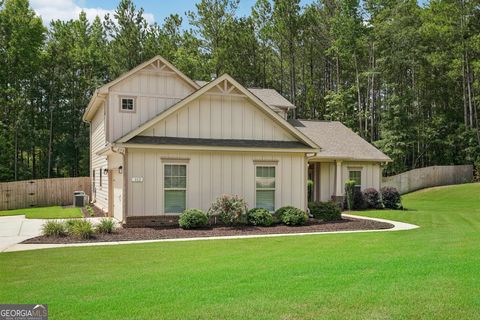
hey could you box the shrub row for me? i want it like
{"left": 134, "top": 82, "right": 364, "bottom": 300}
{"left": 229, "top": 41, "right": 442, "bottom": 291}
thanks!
{"left": 178, "top": 195, "right": 310, "bottom": 229}
{"left": 344, "top": 186, "right": 402, "bottom": 210}
{"left": 42, "top": 218, "right": 116, "bottom": 238}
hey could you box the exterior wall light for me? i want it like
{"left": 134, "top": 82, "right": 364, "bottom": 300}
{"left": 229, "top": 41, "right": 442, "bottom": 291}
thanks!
{"left": 118, "top": 166, "right": 123, "bottom": 174}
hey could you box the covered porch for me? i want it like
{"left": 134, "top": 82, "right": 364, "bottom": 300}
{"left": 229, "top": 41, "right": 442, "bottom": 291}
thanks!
{"left": 307, "top": 159, "right": 381, "bottom": 203}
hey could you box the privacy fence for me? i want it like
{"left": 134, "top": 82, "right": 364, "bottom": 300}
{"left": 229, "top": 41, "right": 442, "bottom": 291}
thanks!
{"left": 382, "top": 165, "right": 473, "bottom": 195}
{"left": 0, "top": 177, "right": 91, "bottom": 211}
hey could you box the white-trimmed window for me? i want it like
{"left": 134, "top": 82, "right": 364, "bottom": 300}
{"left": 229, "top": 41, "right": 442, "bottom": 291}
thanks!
{"left": 256, "top": 166, "right": 276, "bottom": 211}
{"left": 164, "top": 164, "right": 187, "bottom": 213}
{"left": 120, "top": 97, "right": 135, "bottom": 112}
{"left": 349, "top": 170, "right": 361, "bottom": 187}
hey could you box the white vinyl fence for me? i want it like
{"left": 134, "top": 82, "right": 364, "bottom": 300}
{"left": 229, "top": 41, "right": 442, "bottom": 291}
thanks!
{"left": 382, "top": 165, "right": 473, "bottom": 194}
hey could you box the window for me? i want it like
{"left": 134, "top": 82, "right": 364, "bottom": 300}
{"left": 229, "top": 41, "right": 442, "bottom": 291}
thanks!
{"left": 256, "top": 166, "right": 275, "bottom": 211}
{"left": 99, "top": 168, "right": 102, "bottom": 187}
{"left": 164, "top": 164, "right": 187, "bottom": 213}
{"left": 349, "top": 170, "right": 361, "bottom": 187}
{"left": 120, "top": 97, "right": 135, "bottom": 112}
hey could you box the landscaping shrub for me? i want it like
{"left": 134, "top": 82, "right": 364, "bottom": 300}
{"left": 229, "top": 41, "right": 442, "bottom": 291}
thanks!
{"left": 353, "top": 187, "right": 367, "bottom": 210}
{"left": 69, "top": 219, "right": 94, "bottom": 239}
{"left": 41, "top": 220, "right": 66, "bottom": 237}
{"left": 279, "top": 207, "right": 308, "bottom": 226}
{"left": 363, "top": 188, "right": 383, "bottom": 209}
{"left": 344, "top": 180, "right": 356, "bottom": 210}
{"left": 308, "top": 201, "right": 341, "bottom": 221}
{"left": 86, "top": 205, "right": 95, "bottom": 217}
{"left": 247, "top": 208, "right": 273, "bottom": 226}
{"left": 275, "top": 206, "right": 296, "bottom": 222}
{"left": 381, "top": 187, "right": 403, "bottom": 209}
{"left": 96, "top": 218, "right": 116, "bottom": 234}
{"left": 179, "top": 209, "right": 209, "bottom": 229}
{"left": 208, "top": 194, "right": 248, "bottom": 226}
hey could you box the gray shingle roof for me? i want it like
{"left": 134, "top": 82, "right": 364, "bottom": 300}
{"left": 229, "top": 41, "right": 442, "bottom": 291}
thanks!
{"left": 127, "top": 136, "right": 309, "bottom": 149}
{"left": 195, "top": 80, "right": 295, "bottom": 109}
{"left": 289, "top": 119, "right": 392, "bottom": 162}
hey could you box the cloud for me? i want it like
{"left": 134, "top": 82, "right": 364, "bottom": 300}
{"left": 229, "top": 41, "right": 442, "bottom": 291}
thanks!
{"left": 30, "top": 0, "right": 155, "bottom": 25}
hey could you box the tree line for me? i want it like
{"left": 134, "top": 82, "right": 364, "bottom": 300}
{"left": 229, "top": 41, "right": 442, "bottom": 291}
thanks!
{"left": 0, "top": 0, "right": 479, "bottom": 182}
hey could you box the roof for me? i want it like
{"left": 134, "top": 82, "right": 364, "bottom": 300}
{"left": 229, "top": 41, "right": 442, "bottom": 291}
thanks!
{"left": 289, "top": 119, "right": 392, "bottom": 162}
{"left": 248, "top": 88, "right": 295, "bottom": 109}
{"left": 195, "top": 81, "right": 295, "bottom": 110}
{"left": 117, "top": 73, "right": 319, "bottom": 150}
{"left": 126, "top": 136, "right": 309, "bottom": 149}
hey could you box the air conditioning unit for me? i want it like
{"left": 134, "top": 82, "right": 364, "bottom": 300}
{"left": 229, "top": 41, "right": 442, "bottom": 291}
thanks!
{"left": 73, "top": 191, "right": 89, "bottom": 207}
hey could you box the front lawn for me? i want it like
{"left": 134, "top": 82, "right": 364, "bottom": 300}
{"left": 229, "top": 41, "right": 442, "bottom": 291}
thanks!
{"left": 0, "top": 206, "right": 83, "bottom": 219}
{"left": 1, "top": 184, "right": 479, "bottom": 319}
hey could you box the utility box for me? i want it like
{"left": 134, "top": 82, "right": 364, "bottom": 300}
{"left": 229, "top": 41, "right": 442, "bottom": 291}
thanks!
{"left": 73, "top": 191, "right": 88, "bottom": 207}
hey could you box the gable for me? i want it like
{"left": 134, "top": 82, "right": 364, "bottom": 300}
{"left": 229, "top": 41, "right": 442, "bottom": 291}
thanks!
{"left": 117, "top": 74, "right": 319, "bottom": 150}
{"left": 140, "top": 93, "right": 296, "bottom": 141}
{"left": 106, "top": 59, "right": 198, "bottom": 141}
{"left": 83, "top": 55, "right": 199, "bottom": 123}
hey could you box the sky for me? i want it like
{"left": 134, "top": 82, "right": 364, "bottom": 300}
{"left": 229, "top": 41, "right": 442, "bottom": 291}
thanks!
{"left": 30, "top": 0, "right": 429, "bottom": 26}
{"left": 30, "top": 0, "right": 272, "bottom": 25}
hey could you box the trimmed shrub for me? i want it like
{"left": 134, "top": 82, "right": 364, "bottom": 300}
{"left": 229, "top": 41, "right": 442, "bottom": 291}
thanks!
{"left": 41, "top": 220, "right": 66, "bottom": 237}
{"left": 381, "top": 187, "right": 403, "bottom": 209}
{"left": 353, "top": 187, "right": 367, "bottom": 210}
{"left": 280, "top": 207, "right": 308, "bottom": 226}
{"left": 179, "top": 209, "right": 209, "bottom": 229}
{"left": 247, "top": 208, "right": 273, "bottom": 226}
{"left": 309, "top": 201, "right": 341, "bottom": 221}
{"left": 344, "top": 180, "right": 356, "bottom": 210}
{"left": 96, "top": 218, "right": 117, "bottom": 234}
{"left": 275, "top": 206, "right": 296, "bottom": 221}
{"left": 363, "top": 188, "right": 383, "bottom": 209}
{"left": 69, "top": 219, "right": 94, "bottom": 239}
{"left": 208, "top": 194, "right": 248, "bottom": 226}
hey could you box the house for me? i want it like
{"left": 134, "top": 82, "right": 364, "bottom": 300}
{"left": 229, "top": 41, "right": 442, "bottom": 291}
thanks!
{"left": 83, "top": 56, "right": 391, "bottom": 225}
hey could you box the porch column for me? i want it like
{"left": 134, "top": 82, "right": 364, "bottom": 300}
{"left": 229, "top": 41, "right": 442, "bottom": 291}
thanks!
{"left": 335, "top": 160, "right": 343, "bottom": 196}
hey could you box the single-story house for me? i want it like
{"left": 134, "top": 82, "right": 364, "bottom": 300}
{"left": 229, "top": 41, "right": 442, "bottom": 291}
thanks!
{"left": 83, "top": 56, "right": 391, "bottom": 225}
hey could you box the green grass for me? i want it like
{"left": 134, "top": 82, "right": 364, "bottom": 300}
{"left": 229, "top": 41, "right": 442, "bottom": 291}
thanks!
{"left": 0, "top": 206, "right": 83, "bottom": 219}
{"left": 1, "top": 183, "right": 480, "bottom": 319}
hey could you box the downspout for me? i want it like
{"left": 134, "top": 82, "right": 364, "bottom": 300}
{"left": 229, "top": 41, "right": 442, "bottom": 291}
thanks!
{"left": 111, "top": 147, "right": 127, "bottom": 224}
{"left": 305, "top": 152, "right": 317, "bottom": 213}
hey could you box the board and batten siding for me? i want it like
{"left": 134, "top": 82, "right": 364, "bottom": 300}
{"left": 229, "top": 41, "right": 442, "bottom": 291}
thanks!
{"left": 108, "top": 71, "right": 195, "bottom": 141}
{"left": 91, "top": 103, "right": 108, "bottom": 212}
{"left": 313, "top": 161, "right": 382, "bottom": 201}
{"left": 126, "top": 149, "right": 306, "bottom": 216}
{"left": 140, "top": 94, "right": 296, "bottom": 141}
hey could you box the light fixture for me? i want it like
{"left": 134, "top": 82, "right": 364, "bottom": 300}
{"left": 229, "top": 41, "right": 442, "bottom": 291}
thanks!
{"left": 118, "top": 166, "right": 123, "bottom": 174}
{"left": 103, "top": 168, "right": 108, "bottom": 175}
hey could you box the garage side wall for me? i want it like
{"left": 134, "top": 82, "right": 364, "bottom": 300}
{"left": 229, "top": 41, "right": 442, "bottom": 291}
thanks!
{"left": 126, "top": 149, "right": 306, "bottom": 216}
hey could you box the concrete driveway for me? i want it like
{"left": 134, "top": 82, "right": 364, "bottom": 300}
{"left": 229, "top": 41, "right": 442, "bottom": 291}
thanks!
{"left": 0, "top": 215, "right": 107, "bottom": 252}
{"left": 0, "top": 215, "right": 45, "bottom": 252}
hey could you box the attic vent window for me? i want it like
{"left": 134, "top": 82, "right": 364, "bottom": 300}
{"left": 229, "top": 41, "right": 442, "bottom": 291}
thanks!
{"left": 120, "top": 97, "right": 135, "bottom": 112}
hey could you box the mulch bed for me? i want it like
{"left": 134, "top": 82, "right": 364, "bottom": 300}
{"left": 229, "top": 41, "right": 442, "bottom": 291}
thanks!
{"left": 22, "top": 217, "right": 393, "bottom": 244}
{"left": 81, "top": 206, "right": 106, "bottom": 218}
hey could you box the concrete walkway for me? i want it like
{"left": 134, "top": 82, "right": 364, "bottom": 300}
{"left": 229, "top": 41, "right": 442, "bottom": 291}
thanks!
{"left": 0, "top": 215, "right": 106, "bottom": 253}
{"left": 1, "top": 214, "right": 419, "bottom": 253}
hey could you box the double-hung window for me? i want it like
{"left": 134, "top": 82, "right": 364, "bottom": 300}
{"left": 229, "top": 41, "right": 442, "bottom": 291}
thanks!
{"left": 349, "top": 170, "right": 362, "bottom": 187}
{"left": 164, "top": 164, "right": 187, "bottom": 213}
{"left": 256, "top": 166, "right": 276, "bottom": 211}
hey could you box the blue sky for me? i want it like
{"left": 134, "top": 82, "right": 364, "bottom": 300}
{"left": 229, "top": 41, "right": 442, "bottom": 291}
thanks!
{"left": 31, "top": 0, "right": 429, "bottom": 26}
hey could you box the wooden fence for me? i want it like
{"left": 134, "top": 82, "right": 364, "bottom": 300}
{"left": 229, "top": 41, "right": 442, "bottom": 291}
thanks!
{"left": 382, "top": 165, "right": 473, "bottom": 195}
{"left": 0, "top": 177, "right": 91, "bottom": 211}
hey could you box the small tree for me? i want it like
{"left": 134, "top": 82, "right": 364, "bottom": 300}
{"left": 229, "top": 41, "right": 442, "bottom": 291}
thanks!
{"left": 345, "top": 180, "right": 356, "bottom": 211}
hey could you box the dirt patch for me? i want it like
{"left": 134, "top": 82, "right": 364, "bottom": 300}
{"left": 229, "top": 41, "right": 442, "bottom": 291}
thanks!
{"left": 22, "top": 217, "right": 393, "bottom": 244}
